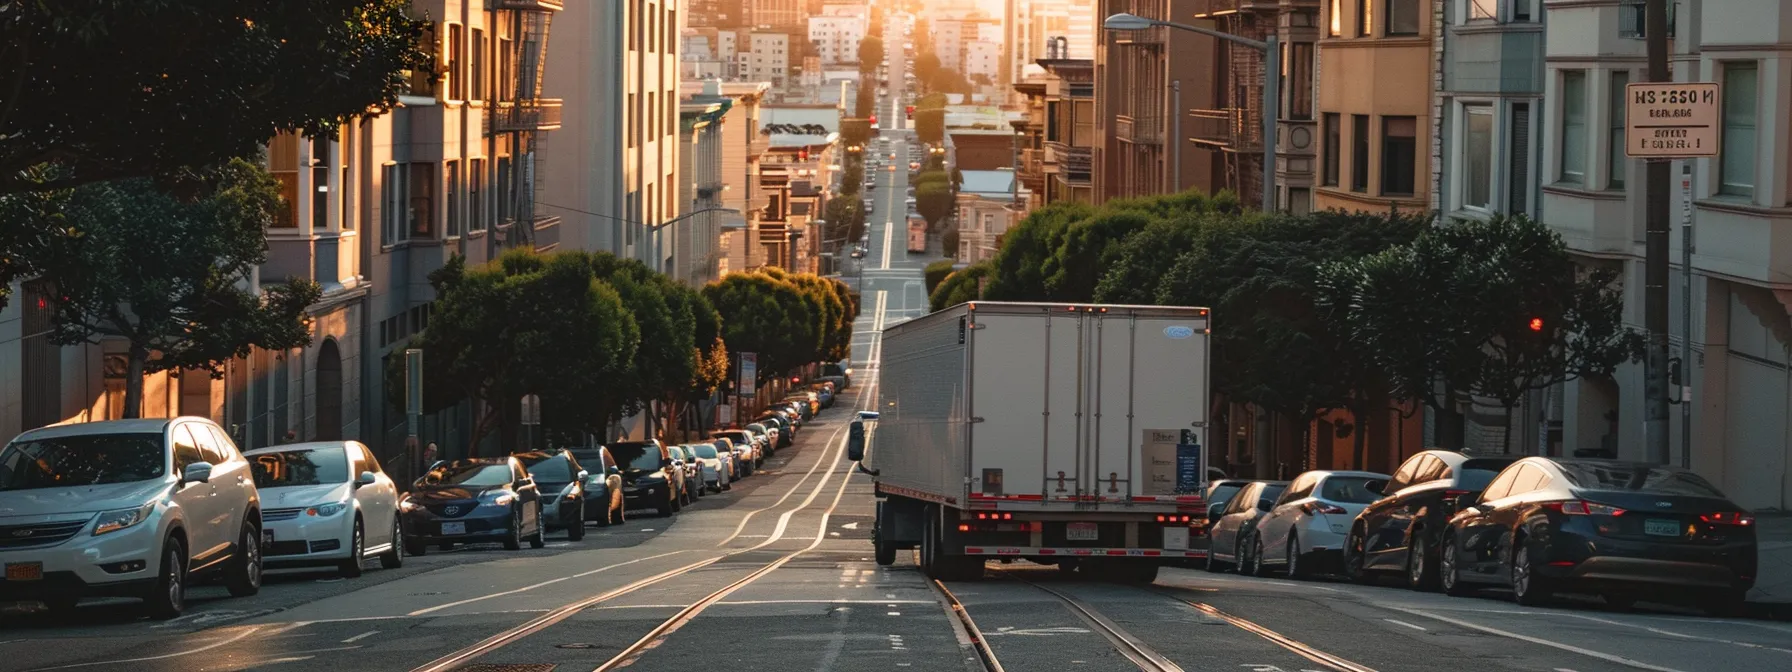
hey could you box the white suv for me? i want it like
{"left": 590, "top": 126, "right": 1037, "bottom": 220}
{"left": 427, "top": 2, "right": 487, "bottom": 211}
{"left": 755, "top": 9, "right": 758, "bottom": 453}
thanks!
{"left": 0, "top": 417, "right": 264, "bottom": 618}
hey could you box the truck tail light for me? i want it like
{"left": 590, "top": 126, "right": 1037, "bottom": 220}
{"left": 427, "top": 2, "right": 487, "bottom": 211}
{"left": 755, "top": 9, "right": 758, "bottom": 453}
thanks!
{"left": 974, "top": 512, "right": 1014, "bottom": 521}
{"left": 1155, "top": 514, "right": 1192, "bottom": 523}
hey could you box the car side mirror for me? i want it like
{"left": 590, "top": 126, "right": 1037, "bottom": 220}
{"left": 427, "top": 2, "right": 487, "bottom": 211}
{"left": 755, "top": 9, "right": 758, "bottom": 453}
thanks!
{"left": 356, "top": 471, "right": 377, "bottom": 488}
{"left": 181, "top": 462, "right": 213, "bottom": 485}
{"left": 1206, "top": 502, "right": 1225, "bottom": 522}
{"left": 576, "top": 470, "right": 590, "bottom": 481}
{"left": 847, "top": 421, "right": 866, "bottom": 462}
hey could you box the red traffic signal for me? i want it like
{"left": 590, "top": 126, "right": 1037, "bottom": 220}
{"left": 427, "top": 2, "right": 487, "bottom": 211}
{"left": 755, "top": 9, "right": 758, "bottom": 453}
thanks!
{"left": 869, "top": 115, "right": 878, "bottom": 124}
{"left": 1529, "top": 317, "right": 1544, "bottom": 332}
{"left": 798, "top": 149, "right": 810, "bottom": 161}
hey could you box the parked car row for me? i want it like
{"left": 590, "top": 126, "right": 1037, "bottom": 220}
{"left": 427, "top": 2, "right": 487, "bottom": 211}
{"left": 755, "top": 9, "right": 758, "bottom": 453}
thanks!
{"left": 1205, "top": 450, "right": 1760, "bottom": 615}
{"left": 0, "top": 380, "right": 845, "bottom": 619}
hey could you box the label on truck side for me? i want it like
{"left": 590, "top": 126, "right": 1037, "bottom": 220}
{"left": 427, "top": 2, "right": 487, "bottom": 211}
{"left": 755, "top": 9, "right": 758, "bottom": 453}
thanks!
{"left": 1142, "top": 429, "right": 1182, "bottom": 495}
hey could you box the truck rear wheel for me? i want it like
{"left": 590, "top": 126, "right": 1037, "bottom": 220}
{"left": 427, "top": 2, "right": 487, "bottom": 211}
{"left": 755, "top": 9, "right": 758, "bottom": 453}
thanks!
{"left": 874, "top": 504, "right": 898, "bottom": 566}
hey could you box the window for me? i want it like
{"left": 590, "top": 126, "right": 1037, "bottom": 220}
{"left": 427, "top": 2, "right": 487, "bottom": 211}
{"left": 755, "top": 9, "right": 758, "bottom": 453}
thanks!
{"left": 471, "top": 29, "right": 485, "bottom": 100}
{"left": 408, "top": 162, "right": 435, "bottom": 238}
{"left": 629, "top": 2, "right": 639, "bottom": 51}
{"left": 172, "top": 426, "right": 204, "bottom": 473}
{"left": 408, "top": 23, "right": 440, "bottom": 97}
{"left": 1382, "top": 116, "right": 1417, "bottom": 195}
{"left": 312, "top": 136, "right": 331, "bottom": 230}
{"left": 1508, "top": 464, "right": 1549, "bottom": 496}
{"left": 1608, "top": 71, "right": 1629, "bottom": 189}
{"left": 1350, "top": 114, "right": 1370, "bottom": 191}
{"left": 448, "top": 24, "right": 464, "bottom": 101}
{"left": 628, "top": 93, "right": 638, "bottom": 149}
{"left": 497, "top": 157, "right": 514, "bottom": 223}
{"left": 648, "top": 4, "right": 657, "bottom": 53}
{"left": 445, "top": 160, "right": 461, "bottom": 237}
{"left": 339, "top": 125, "right": 354, "bottom": 230}
{"left": 1330, "top": 0, "right": 1343, "bottom": 35}
{"left": 1719, "top": 61, "right": 1758, "bottom": 198}
{"left": 269, "top": 133, "right": 300, "bottom": 228}
{"left": 1322, "top": 113, "right": 1340, "bottom": 186}
{"left": 1464, "top": 104, "right": 1494, "bottom": 208}
{"left": 1359, "top": 0, "right": 1374, "bottom": 36}
{"left": 649, "top": 92, "right": 658, "bottom": 140}
{"left": 1514, "top": 0, "right": 1534, "bottom": 21}
{"left": 469, "top": 158, "right": 485, "bottom": 232}
{"left": 1508, "top": 103, "right": 1531, "bottom": 212}
{"left": 1469, "top": 0, "right": 1497, "bottom": 21}
{"left": 382, "top": 164, "right": 403, "bottom": 245}
{"left": 1287, "top": 43, "right": 1313, "bottom": 120}
{"left": 1560, "top": 70, "right": 1587, "bottom": 183}
{"left": 1479, "top": 466, "right": 1520, "bottom": 501}
{"left": 1388, "top": 0, "right": 1420, "bottom": 35}
{"left": 667, "top": 10, "right": 676, "bottom": 53}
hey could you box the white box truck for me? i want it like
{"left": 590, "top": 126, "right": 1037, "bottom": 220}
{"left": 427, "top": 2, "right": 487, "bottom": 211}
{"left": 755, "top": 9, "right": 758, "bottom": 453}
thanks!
{"left": 848, "top": 301, "right": 1213, "bottom": 582}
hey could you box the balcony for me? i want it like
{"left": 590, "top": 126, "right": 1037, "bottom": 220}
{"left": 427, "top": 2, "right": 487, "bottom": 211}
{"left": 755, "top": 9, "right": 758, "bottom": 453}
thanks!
{"left": 1190, "top": 0, "right": 1279, "bottom": 16}
{"left": 491, "top": 99, "right": 563, "bottom": 132}
{"left": 492, "top": 0, "right": 565, "bottom": 12}
{"left": 1619, "top": 0, "right": 1676, "bottom": 39}
{"left": 1116, "top": 115, "right": 1163, "bottom": 145}
{"left": 1187, "top": 107, "right": 1262, "bottom": 152}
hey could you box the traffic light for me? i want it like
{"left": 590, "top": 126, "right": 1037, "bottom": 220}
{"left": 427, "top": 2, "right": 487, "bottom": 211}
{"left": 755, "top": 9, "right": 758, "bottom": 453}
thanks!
{"left": 798, "top": 149, "right": 810, "bottom": 161}
{"left": 1529, "top": 317, "right": 1544, "bottom": 332}
{"left": 869, "top": 115, "right": 878, "bottom": 124}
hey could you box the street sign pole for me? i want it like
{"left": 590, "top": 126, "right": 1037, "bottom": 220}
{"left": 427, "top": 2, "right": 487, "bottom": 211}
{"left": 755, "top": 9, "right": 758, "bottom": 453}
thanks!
{"left": 405, "top": 349, "right": 423, "bottom": 474}
{"left": 1680, "top": 162, "right": 1694, "bottom": 468}
{"left": 1642, "top": 0, "right": 1673, "bottom": 465}
{"left": 521, "top": 394, "right": 541, "bottom": 452}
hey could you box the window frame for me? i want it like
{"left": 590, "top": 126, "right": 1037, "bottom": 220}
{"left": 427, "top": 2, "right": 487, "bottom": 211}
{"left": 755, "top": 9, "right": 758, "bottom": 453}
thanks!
{"left": 1559, "top": 69, "right": 1588, "bottom": 185}
{"left": 1458, "top": 101, "right": 1497, "bottom": 211}
{"left": 1381, "top": 115, "right": 1418, "bottom": 197}
{"left": 1607, "top": 70, "right": 1630, "bottom": 190}
{"left": 1718, "top": 60, "right": 1759, "bottom": 199}
{"left": 1322, "top": 113, "right": 1341, "bottom": 186}
{"left": 1387, "top": 0, "right": 1421, "bottom": 36}
{"left": 1350, "top": 114, "right": 1370, "bottom": 192}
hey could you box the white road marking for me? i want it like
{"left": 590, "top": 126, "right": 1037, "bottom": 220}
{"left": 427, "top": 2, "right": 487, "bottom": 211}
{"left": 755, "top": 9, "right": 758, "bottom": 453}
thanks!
{"left": 341, "top": 630, "right": 381, "bottom": 644}
{"left": 1382, "top": 619, "right": 1427, "bottom": 632}
{"left": 261, "top": 621, "right": 313, "bottom": 637}
{"left": 407, "top": 550, "right": 689, "bottom": 616}
{"left": 27, "top": 626, "right": 263, "bottom": 670}
{"left": 1390, "top": 607, "right": 1687, "bottom": 672}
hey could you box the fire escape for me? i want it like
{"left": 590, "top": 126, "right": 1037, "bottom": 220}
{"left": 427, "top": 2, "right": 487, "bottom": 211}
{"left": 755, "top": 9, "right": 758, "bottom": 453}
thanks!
{"left": 491, "top": 0, "right": 565, "bottom": 250}
{"left": 1188, "top": 0, "right": 1276, "bottom": 205}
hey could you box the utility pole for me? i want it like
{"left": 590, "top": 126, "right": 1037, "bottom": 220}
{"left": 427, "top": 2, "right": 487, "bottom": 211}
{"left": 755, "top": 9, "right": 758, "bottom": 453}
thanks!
{"left": 1642, "top": 0, "right": 1671, "bottom": 464}
{"left": 1171, "top": 79, "right": 1181, "bottom": 192}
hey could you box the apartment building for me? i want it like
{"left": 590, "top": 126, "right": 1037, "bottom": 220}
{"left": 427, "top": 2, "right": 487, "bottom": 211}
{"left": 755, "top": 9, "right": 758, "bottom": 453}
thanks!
{"left": 751, "top": 0, "right": 803, "bottom": 28}
{"left": 1002, "top": 0, "right": 1094, "bottom": 94}
{"left": 955, "top": 170, "right": 1028, "bottom": 263}
{"left": 709, "top": 82, "right": 774, "bottom": 274}
{"left": 965, "top": 40, "right": 1004, "bottom": 82}
{"left": 677, "top": 91, "right": 733, "bottom": 287}
{"left": 1189, "top": 0, "right": 1321, "bottom": 213}
{"left": 808, "top": 14, "right": 868, "bottom": 65}
{"left": 682, "top": 28, "right": 740, "bottom": 79}
{"left": 756, "top": 104, "right": 842, "bottom": 272}
{"left": 1094, "top": 0, "right": 1221, "bottom": 202}
{"left": 541, "top": 0, "right": 683, "bottom": 269}
{"left": 0, "top": 0, "right": 566, "bottom": 463}
{"left": 743, "top": 31, "right": 791, "bottom": 90}
{"left": 1012, "top": 57, "right": 1098, "bottom": 205}
{"left": 1538, "top": 0, "right": 1792, "bottom": 510}
{"left": 1313, "top": 0, "right": 1433, "bottom": 214}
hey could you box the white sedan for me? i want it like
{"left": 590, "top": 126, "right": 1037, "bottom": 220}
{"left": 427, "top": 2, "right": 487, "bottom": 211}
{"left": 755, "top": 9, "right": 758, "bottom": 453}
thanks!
{"left": 1242, "top": 470, "right": 1388, "bottom": 578}
{"left": 246, "top": 441, "right": 403, "bottom": 578}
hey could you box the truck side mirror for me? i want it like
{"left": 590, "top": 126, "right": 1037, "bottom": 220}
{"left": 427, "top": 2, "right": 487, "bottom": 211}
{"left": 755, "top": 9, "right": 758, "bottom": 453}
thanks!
{"left": 847, "top": 420, "right": 866, "bottom": 462}
{"left": 857, "top": 411, "right": 880, "bottom": 421}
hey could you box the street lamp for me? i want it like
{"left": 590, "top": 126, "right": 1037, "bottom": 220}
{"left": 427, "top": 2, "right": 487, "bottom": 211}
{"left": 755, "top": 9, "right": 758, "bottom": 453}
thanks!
{"left": 1104, "top": 12, "right": 1278, "bottom": 214}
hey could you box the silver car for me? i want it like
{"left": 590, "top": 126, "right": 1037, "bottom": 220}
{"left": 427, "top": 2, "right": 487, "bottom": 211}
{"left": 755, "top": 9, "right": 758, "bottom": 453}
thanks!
{"left": 1242, "top": 471, "right": 1389, "bottom": 578}
{"left": 1204, "top": 480, "right": 1288, "bottom": 573}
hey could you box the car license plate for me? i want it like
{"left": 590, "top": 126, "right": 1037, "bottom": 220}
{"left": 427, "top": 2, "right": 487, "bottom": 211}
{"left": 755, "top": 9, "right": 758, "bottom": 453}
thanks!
{"left": 1644, "top": 519, "right": 1681, "bottom": 537}
{"left": 5, "top": 562, "right": 43, "bottom": 581}
{"left": 1066, "top": 522, "right": 1099, "bottom": 541}
{"left": 442, "top": 522, "right": 467, "bottom": 535}
{"left": 1162, "top": 527, "right": 1190, "bottom": 550}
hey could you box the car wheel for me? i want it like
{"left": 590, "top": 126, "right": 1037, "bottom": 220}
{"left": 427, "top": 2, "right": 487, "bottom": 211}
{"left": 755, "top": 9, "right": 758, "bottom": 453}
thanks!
{"left": 1203, "top": 539, "right": 1225, "bottom": 573}
{"left": 405, "top": 538, "right": 429, "bottom": 556}
{"left": 1406, "top": 534, "right": 1438, "bottom": 592}
{"left": 225, "top": 521, "right": 262, "bottom": 597}
{"left": 1441, "top": 534, "right": 1471, "bottom": 597}
{"left": 657, "top": 492, "right": 676, "bottom": 517}
{"left": 1511, "top": 540, "right": 1551, "bottom": 606}
{"left": 566, "top": 502, "right": 586, "bottom": 541}
{"left": 339, "top": 518, "right": 366, "bottom": 578}
{"left": 1285, "top": 533, "right": 1306, "bottom": 580}
{"left": 504, "top": 509, "right": 524, "bottom": 551}
{"left": 529, "top": 504, "right": 546, "bottom": 549}
{"left": 1242, "top": 536, "right": 1263, "bottom": 577}
{"left": 380, "top": 518, "right": 404, "bottom": 569}
{"left": 1344, "top": 528, "right": 1369, "bottom": 584}
{"left": 144, "top": 540, "right": 187, "bottom": 620}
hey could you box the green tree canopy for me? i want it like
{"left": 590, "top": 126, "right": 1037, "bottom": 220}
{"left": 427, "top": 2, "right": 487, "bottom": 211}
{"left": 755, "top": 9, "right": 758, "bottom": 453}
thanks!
{"left": 4, "top": 158, "right": 322, "bottom": 418}
{"left": 857, "top": 36, "right": 884, "bottom": 73}
{"left": 930, "top": 261, "right": 993, "bottom": 311}
{"left": 981, "top": 202, "right": 1093, "bottom": 301}
{"left": 924, "top": 259, "right": 957, "bottom": 296}
{"left": 915, "top": 172, "right": 954, "bottom": 228}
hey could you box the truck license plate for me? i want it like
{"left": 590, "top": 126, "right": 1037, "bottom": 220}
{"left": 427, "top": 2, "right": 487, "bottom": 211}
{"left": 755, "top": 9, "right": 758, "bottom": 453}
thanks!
{"left": 1066, "top": 523, "right": 1099, "bottom": 541}
{"left": 1162, "top": 527, "right": 1189, "bottom": 550}
{"left": 442, "top": 522, "right": 467, "bottom": 535}
{"left": 5, "top": 562, "right": 43, "bottom": 581}
{"left": 1644, "top": 519, "right": 1681, "bottom": 537}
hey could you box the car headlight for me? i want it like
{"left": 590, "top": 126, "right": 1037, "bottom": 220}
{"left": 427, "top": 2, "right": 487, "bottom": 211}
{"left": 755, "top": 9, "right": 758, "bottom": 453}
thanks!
{"left": 399, "top": 499, "right": 419, "bottom": 512}
{"left": 307, "top": 502, "right": 348, "bottom": 517}
{"left": 482, "top": 494, "right": 515, "bottom": 508}
{"left": 93, "top": 502, "right": 156, "bottom": 536}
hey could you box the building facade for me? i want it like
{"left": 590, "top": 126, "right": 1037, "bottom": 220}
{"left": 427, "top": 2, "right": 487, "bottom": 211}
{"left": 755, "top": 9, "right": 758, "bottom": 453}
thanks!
{"left": 1313, "top": 0, "right": 1434, "bottom": 214}
{"left": 1189, "top": 0, "right": 1321, "bottom": 213}
{"left": 954, "top": 170, "right": 1028, "bottom": 263}
{"left": 677, "top": 90, "right": 734, "bottom": 287}
{"left": 808, "top": 14, "right": 867, "bottom": 66}
{"left": 1094, "top": 0, "right": 1221, "bottom": 202}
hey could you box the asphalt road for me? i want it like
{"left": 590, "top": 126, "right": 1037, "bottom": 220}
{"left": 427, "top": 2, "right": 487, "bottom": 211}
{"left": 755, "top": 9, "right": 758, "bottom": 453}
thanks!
{"left": 6, "top": 21, "right": 1791, "bottom": 672}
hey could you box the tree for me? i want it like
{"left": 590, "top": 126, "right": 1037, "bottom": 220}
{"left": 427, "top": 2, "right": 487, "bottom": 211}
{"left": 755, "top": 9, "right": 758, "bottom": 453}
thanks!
{"left": 924, "top": 259, "right": 957, "bottom": 296}
{"left": 1320, "top": 214, "right": 1644, "bottom": 451}
{"left": 1093, "top": 213, "right": 1211, "bottom": 305}
{"left": 930, "top": 261, "right": 992, "bottom": 311}
{"left": 929, "top": 68, "right": 973, "bottom": 95}
{"left": 396, "top": 251, "right": 639, "bottom": 453}
{"left": 857, "top": 36, "right": 884, "bottom": 73}
{"left": 982, "top": 202, "right": 1094, "bottom": 301}
{"left": 3, "top": 159, "right": 322, "bottom": 418}
{"left": 914, "top": 52, "right": 942, "bottom": 92}
{"left": 704, "top": 273, "right": 813, "bottom": 383}
{"left": 855, "top": 86, "right": 877, "bottom": 119}
{"left": 914, "top": 92, "right": 949, "bottom": 145}
{"left": 824, "top": 197, "right": 867, "bottom": 248}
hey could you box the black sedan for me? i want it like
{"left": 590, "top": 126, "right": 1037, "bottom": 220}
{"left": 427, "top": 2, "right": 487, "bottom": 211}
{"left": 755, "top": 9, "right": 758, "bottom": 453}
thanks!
{"left": 399, "top": 458, "right": 545, "bottom": 554}
{"left": 1440, "top": 457, "right": 1756, "bottom": 614}
{"left": 608, "top": 439, "right": 682, "bottom": 517}
{"left": 517, "top": 450, "right": 589, "bottom": 541}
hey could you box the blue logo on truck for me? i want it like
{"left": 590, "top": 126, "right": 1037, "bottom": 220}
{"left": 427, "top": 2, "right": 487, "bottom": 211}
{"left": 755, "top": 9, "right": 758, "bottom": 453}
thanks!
{"left": 1163, "top": 325, "right": 1194, "bottom": 340}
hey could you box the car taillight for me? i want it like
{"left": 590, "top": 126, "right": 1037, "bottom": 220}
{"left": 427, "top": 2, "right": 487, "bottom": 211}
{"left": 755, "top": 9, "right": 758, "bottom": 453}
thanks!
{"left": 1543, "top": 500, "right": 1627, "bottom": 516}
{"left": 1301, "top": 502, "right": 1347, "bottom": 515}
{"left": 1700, "top": 512, "right": 1755, "bottom": 526}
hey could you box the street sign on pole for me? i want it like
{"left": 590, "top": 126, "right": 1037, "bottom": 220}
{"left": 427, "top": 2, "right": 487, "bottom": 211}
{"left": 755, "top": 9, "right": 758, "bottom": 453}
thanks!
{"left": 1626, "top": 82, "right": 1720, "bottom": 158}
{"left": 404, "top": 349, "right": 424, "bottom": 437}
{"left": 738, "top": 352, "right": 758, "bottom": 398}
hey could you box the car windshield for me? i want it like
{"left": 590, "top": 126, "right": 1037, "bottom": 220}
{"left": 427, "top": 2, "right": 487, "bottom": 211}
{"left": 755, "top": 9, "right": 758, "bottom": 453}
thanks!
{"left": 1209, "top": 482, "right": 1245, "bottom": 506}
{"left": 249, "top": 446, "right": 349, "bottom": 488}
{"left": 692, "top": 445, "right": 720, "bottom": 459}
{"left": 608, "top": 442, "right": 664, "bottom": 471}
{"left": 1319, "top": 476, "right": 1383, "bottom": 504}
{"left": 521, "top": 453, "right": 577, "bottom": 483}
{"left": 1459, "top": 458, "right": 1521, "bottom": 490}
{"left": 745, "top": 424, "right": 767, "bottom": 435}
{"left": 569, "top": 450, "right": 607, "bottom": 471}
{"left": 0, "top": 433, "right": 167, "bottom": 491}
{"left": 418, "top": 462, "right": 512, "bottom": 488}
{"left": 1557, "top": 462, "right": 1728, "bottom": 498}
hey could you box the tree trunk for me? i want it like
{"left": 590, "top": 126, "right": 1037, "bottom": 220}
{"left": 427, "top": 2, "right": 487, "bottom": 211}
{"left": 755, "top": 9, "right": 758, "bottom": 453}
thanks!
{"left": 1501, "top": 402, "right": 1516, "bottom": 454}
{"left": 467, "top": 404, "right": 500, "bottom": 458}
{"left": 1351, "top": 398, "right": 1370, "bottom": 471}
{"left": 122, "top": 346, "right": 148, "bottom": 419}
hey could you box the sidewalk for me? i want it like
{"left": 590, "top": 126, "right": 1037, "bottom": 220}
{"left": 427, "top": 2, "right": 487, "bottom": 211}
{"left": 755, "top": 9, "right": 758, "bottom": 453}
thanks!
{"left": 1750, "top": 513, "right": 1792, "bottom": 608}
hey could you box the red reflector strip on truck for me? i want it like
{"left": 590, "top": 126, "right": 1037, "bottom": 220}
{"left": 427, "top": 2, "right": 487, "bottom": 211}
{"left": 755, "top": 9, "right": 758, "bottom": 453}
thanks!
{"left": 958, "top": 546, "right": 1206, "bottom": 558}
